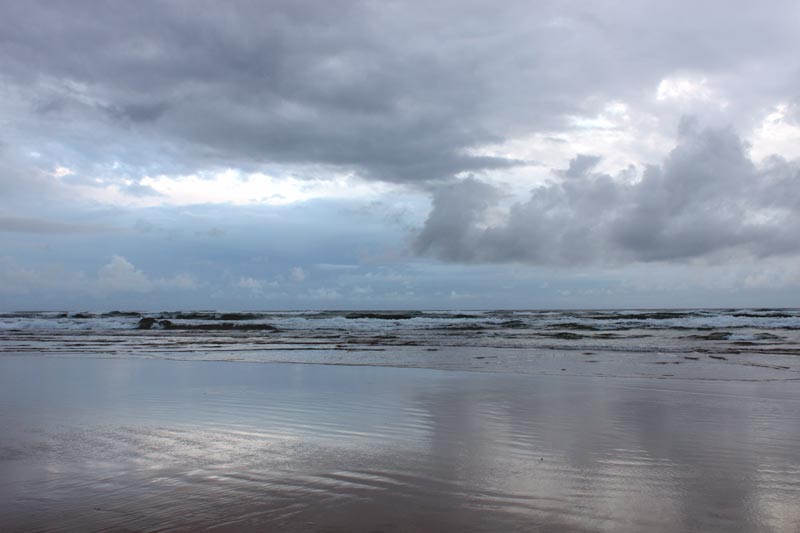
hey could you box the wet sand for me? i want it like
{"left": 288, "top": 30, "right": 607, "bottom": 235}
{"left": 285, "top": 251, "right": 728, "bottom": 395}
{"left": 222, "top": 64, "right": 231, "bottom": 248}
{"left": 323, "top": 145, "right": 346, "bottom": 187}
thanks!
{"left": 1, "top": 356, "right": 799, "bottom": 531}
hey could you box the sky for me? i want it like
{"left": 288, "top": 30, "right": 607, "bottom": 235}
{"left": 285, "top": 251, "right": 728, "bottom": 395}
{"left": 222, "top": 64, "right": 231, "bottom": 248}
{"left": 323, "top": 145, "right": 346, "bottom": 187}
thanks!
{"left": 1, "top": 0, "right": 800, "bottom": 310}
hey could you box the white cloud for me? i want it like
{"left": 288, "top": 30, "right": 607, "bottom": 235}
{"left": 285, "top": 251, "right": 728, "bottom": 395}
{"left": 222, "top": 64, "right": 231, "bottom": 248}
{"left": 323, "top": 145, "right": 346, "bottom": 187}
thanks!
{"left": 656, "top": 76, "right": 717, "bottom": 102}
{"left": 290, "top": 266, "right": 306, "bottom": 282}
{"left": 751, "top": 104, "right": 800, "bottom": 161}
{"left": 96, "top": 255, "right": 153, "bottom": 293}
{"left": 50, "top": 166, "right": 74, "bottom": 178}
{"left": 76, "top": 170, "right": 399, "bottom": 208}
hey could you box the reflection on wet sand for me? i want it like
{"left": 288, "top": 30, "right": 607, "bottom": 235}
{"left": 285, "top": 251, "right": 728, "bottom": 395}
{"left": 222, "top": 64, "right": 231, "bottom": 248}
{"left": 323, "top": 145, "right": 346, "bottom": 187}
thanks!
{"left": 1, "top": 356, "right": 799, "bottom": 531}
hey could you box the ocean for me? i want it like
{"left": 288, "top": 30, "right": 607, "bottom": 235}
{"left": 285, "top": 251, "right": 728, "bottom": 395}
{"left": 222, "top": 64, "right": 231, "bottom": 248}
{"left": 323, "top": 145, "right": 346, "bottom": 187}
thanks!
{"left": 2, "top": 308, "right": 799, "bottom": 381}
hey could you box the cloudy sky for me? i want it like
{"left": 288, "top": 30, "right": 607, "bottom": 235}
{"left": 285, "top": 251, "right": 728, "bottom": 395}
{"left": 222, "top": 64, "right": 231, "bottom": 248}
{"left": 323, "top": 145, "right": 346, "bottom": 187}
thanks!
{"left": 1, "top": 0, "right": 799, "bottom": 310}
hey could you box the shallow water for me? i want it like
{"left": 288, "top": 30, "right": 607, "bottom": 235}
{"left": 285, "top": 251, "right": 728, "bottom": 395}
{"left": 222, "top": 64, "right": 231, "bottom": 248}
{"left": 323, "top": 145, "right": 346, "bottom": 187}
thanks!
{"left": 1, "top": 356, "right": 799, "bottom": 531}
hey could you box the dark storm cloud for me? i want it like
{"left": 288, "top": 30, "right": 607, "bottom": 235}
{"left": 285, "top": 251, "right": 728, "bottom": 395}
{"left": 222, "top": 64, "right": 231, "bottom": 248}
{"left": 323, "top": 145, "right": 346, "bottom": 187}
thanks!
{"left": 105, "top": 102, "right": 171, "bottom": 124}
{"left": 413, "top": 177, "right": 501, "bottom": 263}
{"left": 2, "top": 0, "right": 799, "bottom": 184}
{"left": 0, "top": 0, "right": 531, "bottom": 182}
{"left": 414, "top": 122, "right": 800, "bottom": 264}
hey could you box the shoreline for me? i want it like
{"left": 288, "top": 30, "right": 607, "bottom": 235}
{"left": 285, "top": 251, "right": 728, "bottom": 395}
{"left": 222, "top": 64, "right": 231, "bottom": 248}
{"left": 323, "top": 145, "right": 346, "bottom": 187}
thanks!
{"left": 3, "top": 350, "right": 799, "bottom": 384}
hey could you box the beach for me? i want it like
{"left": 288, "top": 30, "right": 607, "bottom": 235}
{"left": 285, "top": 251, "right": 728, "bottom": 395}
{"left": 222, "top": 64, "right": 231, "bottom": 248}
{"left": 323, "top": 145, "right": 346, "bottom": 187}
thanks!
{"left": 4, "top": 0, "right": 800, "bottom": 530}
{"left": 2, "top": 354, "right": 799, "bottom": 532}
